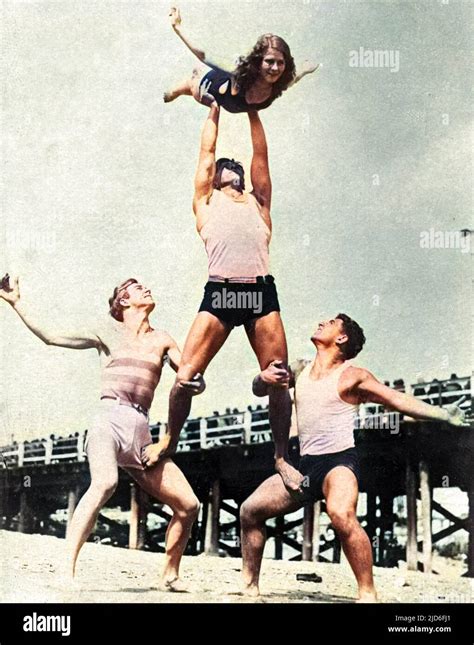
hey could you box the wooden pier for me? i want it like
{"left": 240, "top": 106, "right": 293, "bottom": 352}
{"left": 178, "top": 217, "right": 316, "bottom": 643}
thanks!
{"left": 0, "top": 376, "right": 472, "bottom": 575}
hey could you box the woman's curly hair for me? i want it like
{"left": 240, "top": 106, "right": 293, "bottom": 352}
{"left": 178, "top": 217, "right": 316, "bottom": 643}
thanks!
{"left": 233, "top": 34, "right": 296, "bottom": 102}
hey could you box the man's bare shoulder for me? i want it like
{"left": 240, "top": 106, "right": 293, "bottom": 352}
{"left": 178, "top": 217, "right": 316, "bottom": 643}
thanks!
{"left": 343, "top": 365, "right": 373, "bottom": 386}
{"left": 151, "top": 329, "right": 176, "bottom": 348}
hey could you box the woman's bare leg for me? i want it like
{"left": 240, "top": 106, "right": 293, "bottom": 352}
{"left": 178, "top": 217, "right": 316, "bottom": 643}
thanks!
{"left": 163, "top": 77, "right": 193, "bottom": 103}
{"left": 164, "top": 65, "right": 208, "bottom": 104}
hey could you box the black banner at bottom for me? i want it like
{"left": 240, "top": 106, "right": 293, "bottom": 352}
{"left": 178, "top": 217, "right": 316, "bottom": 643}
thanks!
{"left": 0, "top": 602, "right": 472, "bottom": 643}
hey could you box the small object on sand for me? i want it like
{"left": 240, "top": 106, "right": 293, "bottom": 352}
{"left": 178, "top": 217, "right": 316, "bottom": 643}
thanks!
{"left": 296, "top": 572, "right": 323, "bottom": 583}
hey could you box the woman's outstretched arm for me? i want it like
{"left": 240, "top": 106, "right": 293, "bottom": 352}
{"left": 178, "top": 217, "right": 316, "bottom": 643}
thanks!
{"left": 169, "top": 6, "right": 234, "bottom": 73}
{"left": 288, "top": 61, "right": 320, "bottom": 87}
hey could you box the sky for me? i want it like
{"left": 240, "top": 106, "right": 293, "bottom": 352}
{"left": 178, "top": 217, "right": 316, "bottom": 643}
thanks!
{"left": 0, "top": 0, "right": 472, "bottom": 441}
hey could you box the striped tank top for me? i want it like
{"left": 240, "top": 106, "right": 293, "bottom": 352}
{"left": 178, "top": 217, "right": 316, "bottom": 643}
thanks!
{"left": 100, "top": 353, "right": 162, "bottom": 411}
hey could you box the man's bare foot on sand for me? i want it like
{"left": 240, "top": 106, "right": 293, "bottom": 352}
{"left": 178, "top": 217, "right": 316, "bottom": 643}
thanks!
{"left": 275, "top": 457, "right": 305, "bottom": 494}
{"left": 159, "top": 577, "right": 188, "bottom": 593}
{"left": 356, "top": 590, "right": 378, "bottom": 603}
{"left": 52, "top": 570, "right": 83, "bottom": 591}
{"left": 242, "top": 583, "right": 260, "bottom": 598}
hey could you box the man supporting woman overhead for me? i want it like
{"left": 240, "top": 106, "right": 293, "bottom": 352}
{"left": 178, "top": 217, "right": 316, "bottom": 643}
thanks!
{"left": 147, "top": 72, "right": 468, "bottom": 603}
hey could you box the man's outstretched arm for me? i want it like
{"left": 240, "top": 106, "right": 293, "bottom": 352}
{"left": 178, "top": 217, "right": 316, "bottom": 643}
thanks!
{"left": 248, "top": 111, "right": 272, "bottom": 214}
{"left": 0, "top": 275, "right": 101, "bottom": 350}
{"left": 193, "top": 105, "right": 219, "bottom": 213}
{"left": 355, "top": 370, "right": 469, "bottom": 427}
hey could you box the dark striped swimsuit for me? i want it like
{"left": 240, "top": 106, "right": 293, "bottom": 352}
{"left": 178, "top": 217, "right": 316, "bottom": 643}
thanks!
{"left": 199, "top": 68, "right": 274, "bottom": 113}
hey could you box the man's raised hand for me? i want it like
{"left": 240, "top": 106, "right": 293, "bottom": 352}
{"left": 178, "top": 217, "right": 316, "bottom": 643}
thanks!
{"left": 260, "top": 360, "right": 290, "bottom": 388}
{"left": 0, "top": 274, "right": 20, "bottom": 306}
{"left": 180, "top": 372, "right": 206, "bottom": 396}
{"left": 141, "top": 435, "right": 176, "bottom": 468}
{"left": 169, "top": 6, "right": 182, "bottom": 29}
{"left": 445, "top": 398, "right": 470, "bottom": 427}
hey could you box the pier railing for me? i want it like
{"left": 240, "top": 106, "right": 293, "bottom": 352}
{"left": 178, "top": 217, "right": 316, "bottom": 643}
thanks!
{"left": 0, "top": 376, "right": 471, "bottom": 469}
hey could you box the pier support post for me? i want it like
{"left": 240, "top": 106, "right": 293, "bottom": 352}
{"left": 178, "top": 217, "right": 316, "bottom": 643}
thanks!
{"left": 66, "top": 485, "right": 80, "bottom": 539}
{"left": 419, "top": 460, "right": 432, "bottom": 573}
{"left": 243, "top": 410, "right": 252, "bottom": 445}
{"left": 406, "top": 457, "right": 418, "bottom": 571}
{"left": 379, "top": 493, "right": 395, "bottom": 565}
{"left": 204, "top": 479, "right": 220, "bottom": 555}
{"left": 129, "top": 483, "right": 148, "bottom": 550}
{"left": 199, "top": 496, "right": 208, "bottom": 553}
{"left": 0, "top": 478, "right": 8, "bottom": 529}
{"left": 18, "top": 489, "right": 34, "bottom": 534}
{"left": 332, "top": 535, "right": 341, "bottom": 563}
{"left": 467, "top": 479, "right": 474, "bottom": 577}
{"left": 274, "top": 515, "right": 284, "bottom": 559}
{"left": 312, "top": 501, "right": 321, "bottom": 562}
{"left": 302, "top": 504, "right": 314, "bottom": 561}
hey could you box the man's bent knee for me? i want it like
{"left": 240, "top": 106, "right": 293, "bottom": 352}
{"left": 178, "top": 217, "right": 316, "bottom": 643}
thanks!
{"left": 175, "top": 496, "right": 200, "bottom": 519}
{"left": 327, "top": 507, "right": 357, "bottom": 535}
{"left": 186, "top": 496, "right": 200, "bottom": 518}
{"left": 240, "top": 499, "right": 266, "bottom": 526}
{"left": 90, "top": 478, "right": 118, "bottom": 504}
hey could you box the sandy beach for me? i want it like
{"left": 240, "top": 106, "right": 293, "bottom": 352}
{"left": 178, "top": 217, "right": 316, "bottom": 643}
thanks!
{"left": 0, "top": 530, "right": 472, "bottom": 604}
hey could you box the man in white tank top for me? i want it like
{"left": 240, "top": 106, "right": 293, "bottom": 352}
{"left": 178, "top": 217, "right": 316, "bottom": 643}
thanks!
{"left": 240, "top": 314, "right": 468, "bottom": 600}
{"left": 144, "top": 105, "right": 304, "bottom": 494}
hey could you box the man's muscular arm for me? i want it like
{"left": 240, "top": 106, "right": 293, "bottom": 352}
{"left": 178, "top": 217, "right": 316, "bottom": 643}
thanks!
{"left": 248, "top": 111, "right": 272, "bottom": 216}
{"left": 193, "top": 105, "right": 219, "bottom": 215}
{"left": 355, "top": 369, "right": 469, "bottom": 427}
{"left": 0, "top": 275, "right": 102, "bottom": 350}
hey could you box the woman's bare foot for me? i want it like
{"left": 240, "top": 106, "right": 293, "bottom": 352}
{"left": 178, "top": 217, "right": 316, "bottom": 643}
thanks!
{"left": 163, "top": 91, "right": 178, "bottom": 103}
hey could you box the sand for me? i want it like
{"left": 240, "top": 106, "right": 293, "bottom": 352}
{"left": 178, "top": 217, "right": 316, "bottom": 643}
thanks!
{"left": 0, "top": 530, "right": 472, "bottom": 604}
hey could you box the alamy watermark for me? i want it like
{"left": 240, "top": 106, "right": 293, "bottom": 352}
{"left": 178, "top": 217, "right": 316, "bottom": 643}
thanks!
{"left": 419, "top": 228, "right": 471, "bottom": 253}
{"left": 355, "top": 412, "right": 400, "bottom": 434}
{"left": 23, "top": 612, "right": 71, "bottom": 637}
{"left": 211, "top": 288, "right": 262, "bottom": 314}
{"left": 349, "top": 47, "right": 400, "bottom": 73}
{"left": 5, "top": 229, "right": 57, "bottom": 254}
